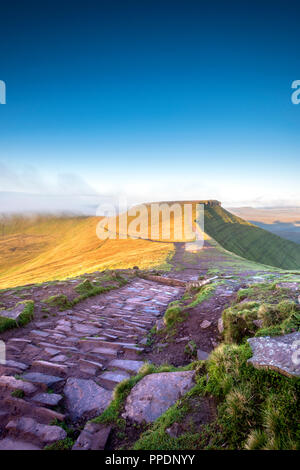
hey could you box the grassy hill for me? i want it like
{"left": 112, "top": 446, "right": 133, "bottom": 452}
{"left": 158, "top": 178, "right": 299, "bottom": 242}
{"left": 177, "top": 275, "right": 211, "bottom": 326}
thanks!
{"left": 204, "top": 205, "right": 300, "bottom": 270}
{"left": 1, "top": 200, "right": 300, "bottom": 289}
{"left": 0, "top": 214, "right": 173, "bottom": 289}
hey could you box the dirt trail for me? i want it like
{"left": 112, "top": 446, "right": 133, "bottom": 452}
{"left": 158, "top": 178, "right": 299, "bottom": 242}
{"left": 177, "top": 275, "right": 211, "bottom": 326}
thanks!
{"left": 146, "top": 241, "right": 282, "bottom": 365}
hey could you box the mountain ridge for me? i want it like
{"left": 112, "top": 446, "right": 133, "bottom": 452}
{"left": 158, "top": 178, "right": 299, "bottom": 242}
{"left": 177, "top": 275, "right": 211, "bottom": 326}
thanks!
{"left": 1, "top": 200, "right": 300, "bottom": 288}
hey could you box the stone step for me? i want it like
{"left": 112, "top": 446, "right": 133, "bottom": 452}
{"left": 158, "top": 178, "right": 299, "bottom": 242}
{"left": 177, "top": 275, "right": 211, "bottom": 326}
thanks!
{"left": 0, "top": 376, "right": 37, "bottom": 396}
{"left": 108, "top": 359, "right": 144, "bottom": 375}
{"left": 22, "top": 372, "right": 64, "bottom": 387}
{"left": 0, "top": 360, "right": 29, "bottom": 372}
{"left": 73, "top": 324, "right": 101, "bottom": 335}
{"left": 2, "top": 396, "right": 65, "bottom": 424}
{"left": 31, "top": 393, "right": 63, "bottom": 407}
{"left": 7, "top": 338, "right": 32, "bottom": 348}
{"left": 123, "top": 345, "right": 144, "bottom": 353}
{"left": 0, "top": 437, "right": 41, "bottom": 450}
{"left": 37, "top": 341, "right": 78, "bottom": 353}
{"left": 79, "top": 359, "right": 104, "bottom": 372}
{"left": 79, "top": 338, "right": 121, "bottom": 351}
{"left": 100, "top": 333, "right": 118, "bottom": 340}
{"left": 30, "top": 330, "right": 50, "bottom": 339}
{"left": 118, "top": 320, "right": 148, "bottom": 333}
{"left": 105, "top": 328, "right": 134, "bottom": 335}
{"left": 98, "top": 370, "right": 130, "bottom": 389}
{"left": 82, "top": 339, "right": 138, "bottom": 351}
{"left": 6, "top": 416, "right": 67, "bottom": 446}
{"left": 31, "top": 360, "right": 68, "bottom": 377}
{"left": 44, "top": 347, "right": 62, "bottom": 356}
{"left": 129, "top": 318, "right": 154, "bottom": 326}
{"left": 88, "top": 347, "right": 118, "bottom": 358}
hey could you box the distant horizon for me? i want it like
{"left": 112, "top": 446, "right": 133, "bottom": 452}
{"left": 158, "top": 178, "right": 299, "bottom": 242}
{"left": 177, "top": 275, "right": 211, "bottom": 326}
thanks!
{"left": 1, "top": 190, "right": 300, "bottom": 216}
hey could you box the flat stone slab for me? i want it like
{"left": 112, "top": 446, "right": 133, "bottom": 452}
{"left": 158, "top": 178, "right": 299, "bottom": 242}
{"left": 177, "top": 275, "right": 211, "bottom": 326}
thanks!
{"left": 248, "top": 332, "right": 300, "bottom": 378}
{"left": 0, "top": 304, "right": 26, "bottom": 321}
{"left": 123, "top": 371, "right": 195, "bottom": 423}
{"left": 0, "top": 375, "right": 37, "bottom": 395}
{"left": 64, "top": 378, "right": 112, "bottom": 421}
{"left": 73, "top": 324, "right": 101, "bottom": 335}
{"left": 31, "top": 393, "right": 63, "bottom": 407}
{"left": 30, "top": 330, "right": 49, "bottom": 338}
{"left": 79, "top": 359, "right": 104, "bottom": 371}
{"left": 44, "top": 347, "right": 61, "bottom": 356}
{"left": 72, "top": 422, "right": 111, "bottom": 450}
{"left": 89, "top": 347, "right": 118, "bottom": 357}
{"left": 0, "top": 438, "right": 41, "bottom": 450}
{"left": 8, "top": 338, "right": 31, "bottom": 346}
{"left": 1, "top": 360, "right": 29, "bottom": 371}
{"left": 32, "top": 360, "right": 68, "bottom": 377}
{"left": 108, "top": 359, "right": 144, "bottom": 374}
{"left": 6, "top": 417, "right": 66, "bottom": 444}
{"left": 99, "top": 370, "right": 130, "bottom": 388}
{"left": 22, "top": 372, "right": 64, "bottom": 386}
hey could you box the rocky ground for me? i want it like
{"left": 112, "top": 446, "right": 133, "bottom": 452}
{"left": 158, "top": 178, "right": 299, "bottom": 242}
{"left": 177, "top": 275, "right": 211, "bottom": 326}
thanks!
{"left": 0, "top": 240, "right": 299, "bottom": 450}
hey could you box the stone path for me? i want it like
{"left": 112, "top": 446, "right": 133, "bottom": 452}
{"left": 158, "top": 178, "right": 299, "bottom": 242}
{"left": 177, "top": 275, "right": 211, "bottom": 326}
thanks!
{"left": 0, "top": 240, "right": 295, "bottom": 450}
{"left": 0, "top": 278, "right": 183, "bottom": 449}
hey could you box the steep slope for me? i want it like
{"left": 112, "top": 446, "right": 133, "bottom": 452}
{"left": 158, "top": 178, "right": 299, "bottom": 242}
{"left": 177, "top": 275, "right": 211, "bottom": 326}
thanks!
{"left": 0, "top": 214, "right": 173, "bottom": 289}
{"left": 203, "top": 205, "right": 300, "bottom": 270}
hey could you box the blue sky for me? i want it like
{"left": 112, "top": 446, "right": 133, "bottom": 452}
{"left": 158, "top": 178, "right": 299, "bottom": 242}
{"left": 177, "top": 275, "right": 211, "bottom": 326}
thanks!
{"left": 0, "top": 0, "right": 300, "bottom": 211}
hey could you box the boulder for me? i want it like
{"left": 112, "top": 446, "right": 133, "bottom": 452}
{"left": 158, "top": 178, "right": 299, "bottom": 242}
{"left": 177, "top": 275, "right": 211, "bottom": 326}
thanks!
{"left": 64, "top": 378, "right": 112, "bottom": 421}
{"left": 247, "top": 332, "right": 300, "bottom": 378}
{"left": 123, "top": 371, "right": 195, "bottom": 423}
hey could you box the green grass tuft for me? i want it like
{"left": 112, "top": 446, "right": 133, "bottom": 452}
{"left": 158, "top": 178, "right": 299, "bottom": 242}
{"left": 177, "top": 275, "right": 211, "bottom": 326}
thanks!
{"left": 43, "top": 294, "right": 71, "bottom": 310}
{"left": 44, "top": 437, "right": 74, "bottom": 450}
{"left": 74, "top": 278, "right": 94, "bottom": 294}
{"left": 11, "top": 389, "right": 25, "bottom": 398}
{"left": 163, "top": 305, "right": 186, "bottom": 329}
{"left": 205, "top": 343, "right": 300, "bottom": 449}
